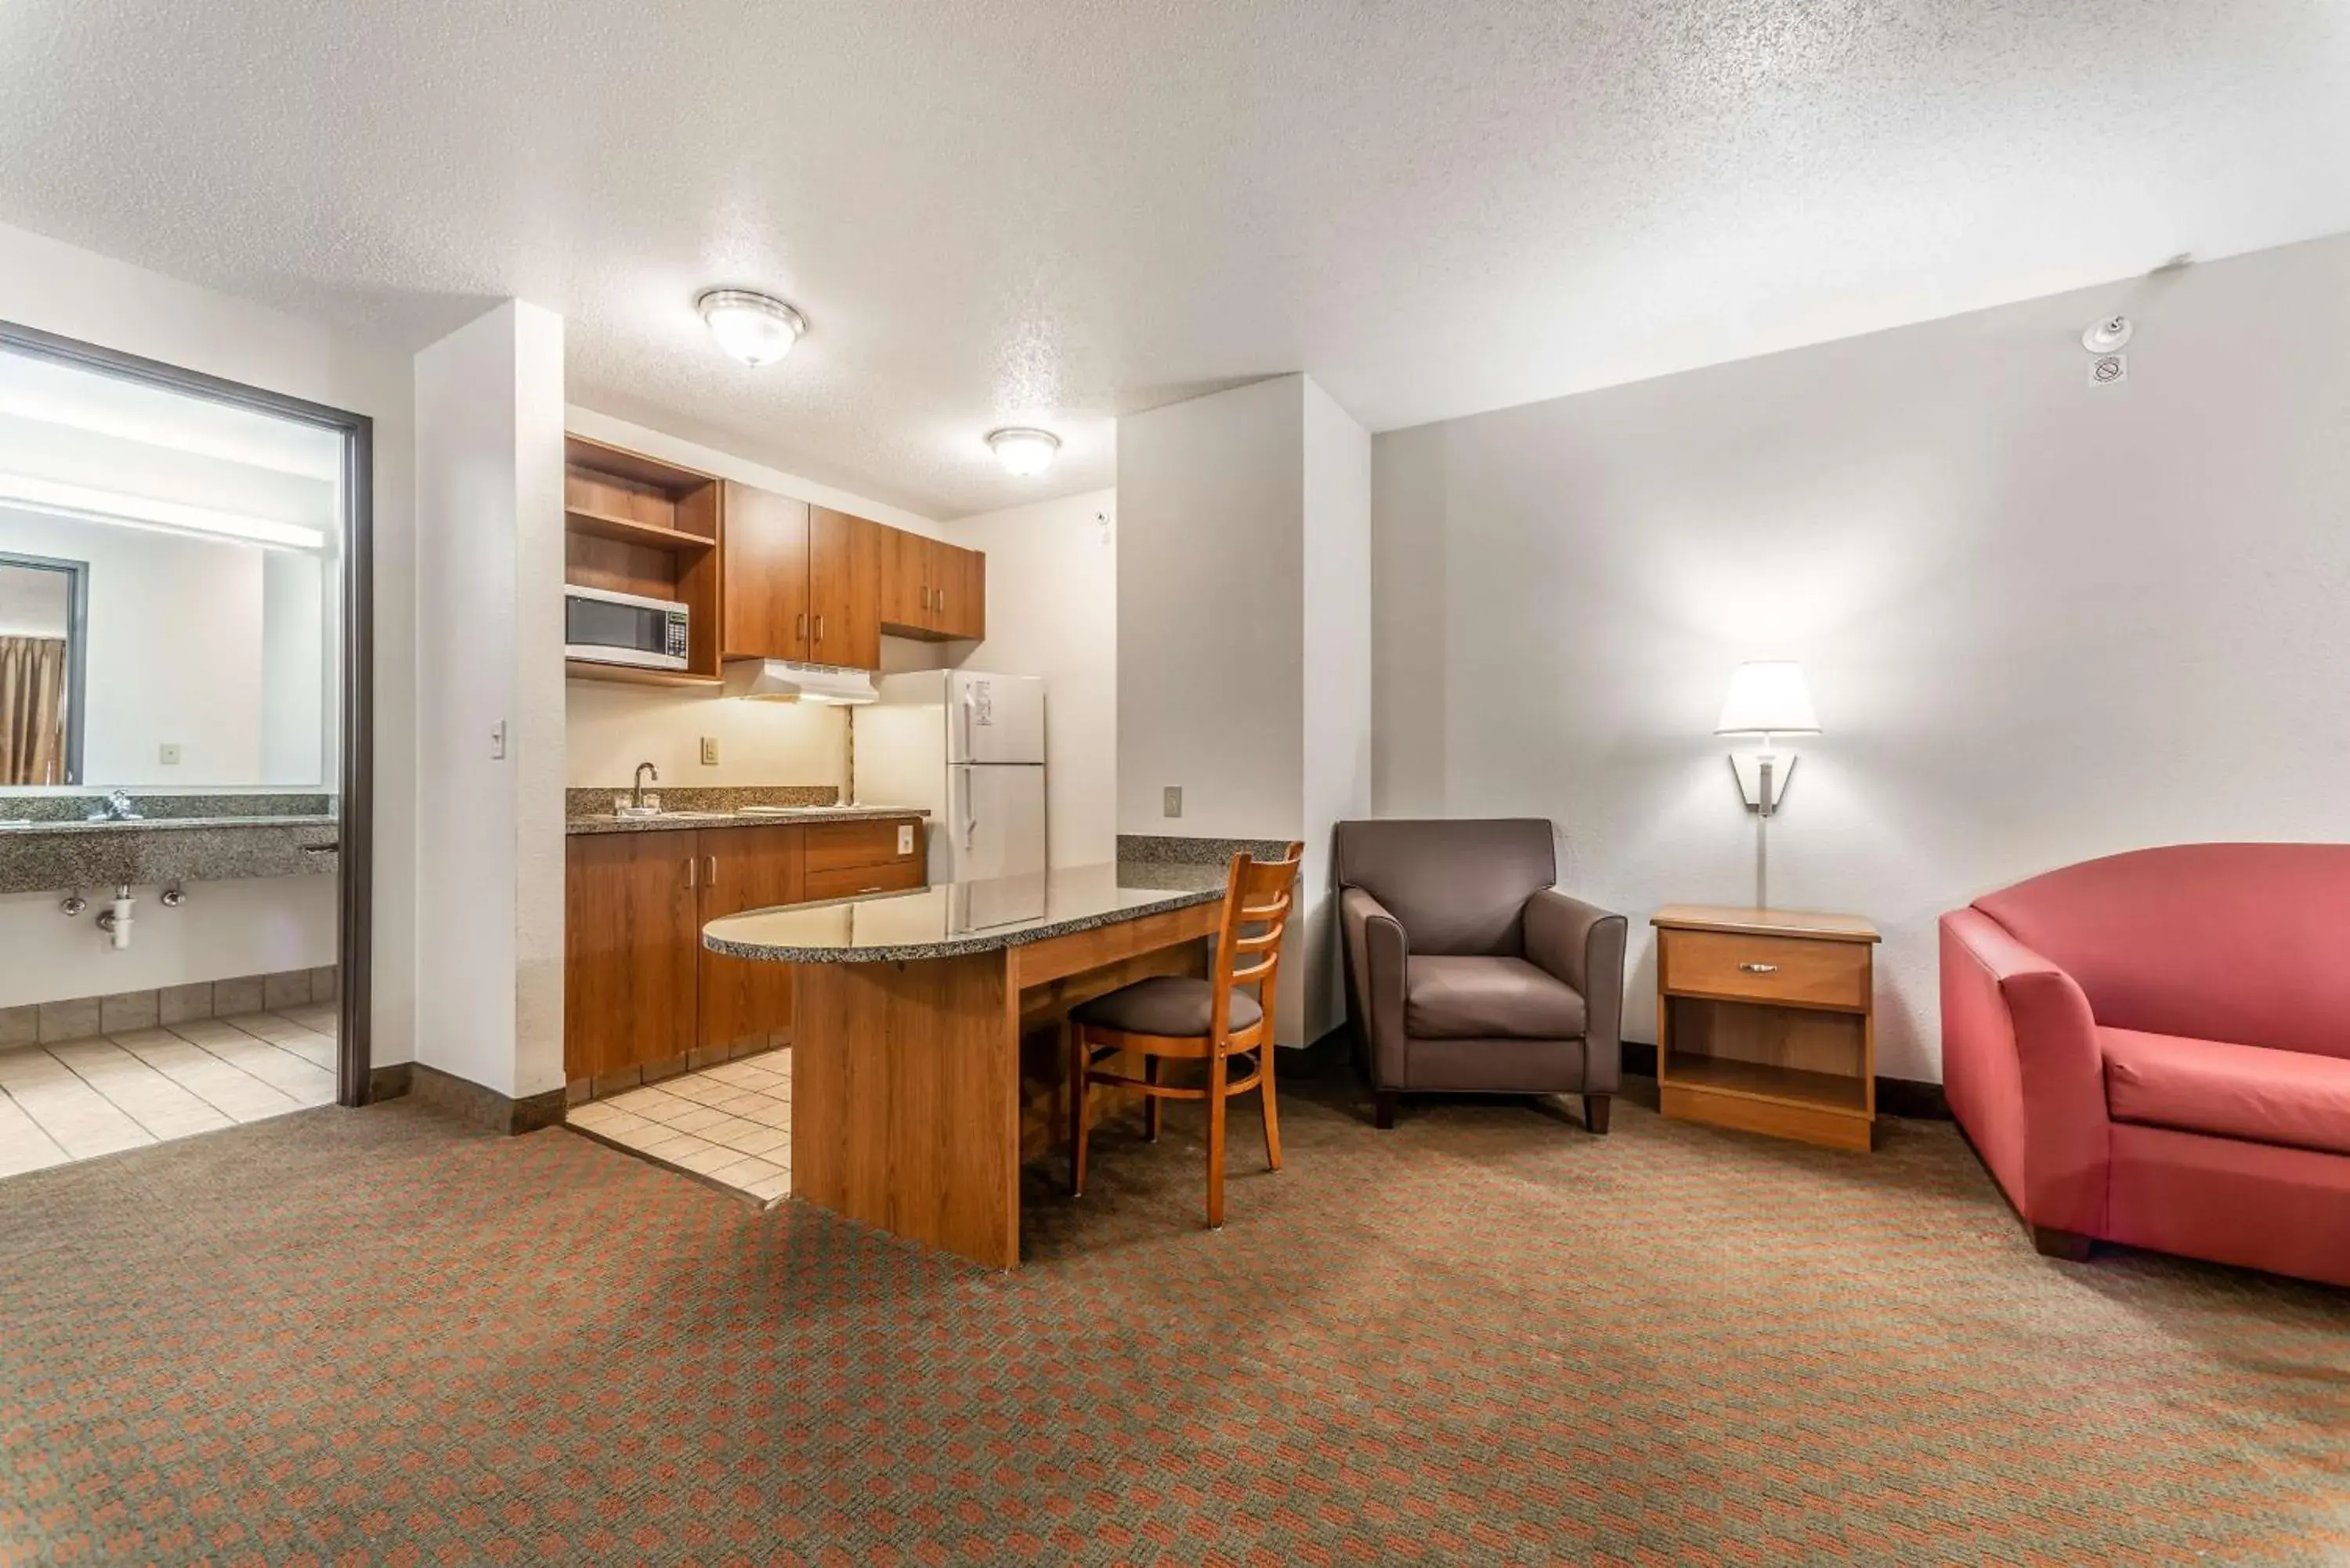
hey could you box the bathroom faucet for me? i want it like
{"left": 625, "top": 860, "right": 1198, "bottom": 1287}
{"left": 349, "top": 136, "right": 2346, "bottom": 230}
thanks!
{"left": 632, "top": 761, "right": 659, "bottom": 811}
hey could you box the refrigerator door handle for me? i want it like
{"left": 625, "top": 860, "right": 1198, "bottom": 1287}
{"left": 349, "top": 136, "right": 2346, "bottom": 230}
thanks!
{"left": 964, "top": 794, "right": 979, "bottom": 851}
{"left": 960, "top": 691, "right": 975, "bottom": 763}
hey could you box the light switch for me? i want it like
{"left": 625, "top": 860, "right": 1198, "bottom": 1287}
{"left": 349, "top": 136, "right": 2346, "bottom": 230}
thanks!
{"left": 700, "top": 736, "right": 720, "bottom": 766}
{"left": 1163, "top": 786, "right": 1182, "bottom": 818}
{"left": 490, "top": 721, "right": 507, "bottom": 761}
{"left": 158, "top": 743, "right": 182, "bottom": 765}
{"left": 897, "top": 824, "right": 914, "bottom": 856}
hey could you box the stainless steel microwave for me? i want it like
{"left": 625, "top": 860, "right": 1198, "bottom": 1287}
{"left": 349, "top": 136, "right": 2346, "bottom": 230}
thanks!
{"left": 564, "top": 584, "right": 689, "bottom": 671}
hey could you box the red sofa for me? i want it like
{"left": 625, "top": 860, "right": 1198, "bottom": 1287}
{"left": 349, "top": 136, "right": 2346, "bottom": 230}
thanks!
{"left": 1941, "top": 844, "right": 2350, "bottom": 1289}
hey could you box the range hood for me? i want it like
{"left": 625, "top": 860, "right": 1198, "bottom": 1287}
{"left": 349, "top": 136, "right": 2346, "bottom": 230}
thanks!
{"left": 722, "top": 659, "right": 879, "bottom": 706}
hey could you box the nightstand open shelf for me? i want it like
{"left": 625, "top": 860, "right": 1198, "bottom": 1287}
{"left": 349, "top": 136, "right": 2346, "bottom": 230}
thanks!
{"left": 1652, "top": 905, "right": 1880, "bottom": 1151}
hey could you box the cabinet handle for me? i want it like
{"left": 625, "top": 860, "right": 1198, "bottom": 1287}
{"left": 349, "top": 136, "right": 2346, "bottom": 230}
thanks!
{"left": 686, "top": 857, "right": 698, "bottom": 889}
{"left": 814, "top": 614, "right": 824, "bottom": 642}
{"left": 937, "top": 588, "right": 945, "bottom": 613}
{"left": 706, "top": 855, "right": 718, "bottom": 886}
{"left": 1737, "top": 962, "right": 1778, "bottom": 974}
{"left": 796, "top": 612, "right": 807, "bottom": 639}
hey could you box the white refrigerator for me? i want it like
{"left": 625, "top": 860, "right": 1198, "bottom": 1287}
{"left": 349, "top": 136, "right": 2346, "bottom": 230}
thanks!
{"left": 855, "top": 670, "right": 1047, "bottom": 883}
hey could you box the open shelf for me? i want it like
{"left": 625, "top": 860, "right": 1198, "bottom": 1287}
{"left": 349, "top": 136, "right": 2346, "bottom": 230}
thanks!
{"left": 564, "top": 435, "right": 725, "bottom": 682}
{"left": 1659, "top": 1053, "right": 1867, "bottom": 1114}
{"left": 564, "top": 505, "right": 717, "bottom": 554}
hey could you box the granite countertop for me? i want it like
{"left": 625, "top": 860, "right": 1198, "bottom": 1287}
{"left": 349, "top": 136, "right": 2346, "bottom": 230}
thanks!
{"left": 568, "top": 804, "right": 929, "bottom": 836}
{"left": 703, "top": 860, "right": 1230, "bottom": 963}
{"left": 0, "top": 814, "right": 338, "bottom": 836}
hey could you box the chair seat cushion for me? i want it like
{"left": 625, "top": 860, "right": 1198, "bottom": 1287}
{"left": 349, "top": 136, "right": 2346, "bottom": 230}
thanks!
{"left": 2102, "top": 1027, "right": 2350, "bottom": 1158}
{"left": 1405, "top": 956, "right": 1585, "bottom": 1041}
{"left": 1070, "top": 975, "right": 1263, "bottom": 1039}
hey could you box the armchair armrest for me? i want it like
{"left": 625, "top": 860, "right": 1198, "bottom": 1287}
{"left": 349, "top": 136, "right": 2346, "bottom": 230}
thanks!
{"left": 1524, "top": 888, "right": 1627, "bottom": 1092}
{"left": 1940, "top": 909, "right": 2108, "bottom": 1237}
{"left": 1340, "top": 886, "right": 1409, "bottom": 1088}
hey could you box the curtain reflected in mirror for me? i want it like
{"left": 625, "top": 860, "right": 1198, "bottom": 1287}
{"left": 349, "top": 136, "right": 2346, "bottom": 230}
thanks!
{"left": 0, "top": 555, "right": 81, "bottom": 785}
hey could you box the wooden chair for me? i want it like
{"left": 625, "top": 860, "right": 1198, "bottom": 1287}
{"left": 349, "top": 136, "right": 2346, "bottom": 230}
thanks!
{"left": 1068, "top": 843, "right": 1304, "bottom": 1229}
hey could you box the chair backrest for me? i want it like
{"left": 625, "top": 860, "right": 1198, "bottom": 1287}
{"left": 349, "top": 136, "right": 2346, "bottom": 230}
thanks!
{"left": 1332, "top": 818, "right": 1556, "bottom": 956}
{"left": 1213, "top": 842, "right": 1305, "bottom": 1046}
{"left": 1972, "top": 842, "right": 2350, "bottom": 1061}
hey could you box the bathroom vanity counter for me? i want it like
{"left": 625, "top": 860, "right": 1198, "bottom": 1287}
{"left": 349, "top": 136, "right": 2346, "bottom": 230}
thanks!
{"left": 0, "top": 815, "right": 339, "bottom": 894}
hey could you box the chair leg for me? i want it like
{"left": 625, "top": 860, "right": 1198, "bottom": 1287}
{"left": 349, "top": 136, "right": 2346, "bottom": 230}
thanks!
{"left": 1585, "top": 1094, "right": 1611, "bottom": 1135}
{"left": 1259, "top": 1050, "right": 1283, "bottom": 1172}
{"left": 1206, "top": 1050, "right": 1228, "bottom": 1229}
{"left": 1068, "top": 1024, "right": 1090, "bottom": 1197}
{"left": 1374, "top": 1090, "right": 1398, "bottom": 1130}
{"left": 1143, "top": 1052, "right": 1162, "bottom": 1143}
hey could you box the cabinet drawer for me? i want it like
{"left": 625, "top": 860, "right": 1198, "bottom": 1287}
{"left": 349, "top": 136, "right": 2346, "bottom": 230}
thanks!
{"left": 1661, "top": 928, "right": 1868, "bottom": 1011}
{"left": 804, "top": 818, "right": 921, "bottom": 876}
{"left": 803, "top": 858, "right": 924, "bottom": 901}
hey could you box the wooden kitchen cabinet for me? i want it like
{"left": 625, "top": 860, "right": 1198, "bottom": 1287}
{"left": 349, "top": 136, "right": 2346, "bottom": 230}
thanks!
{"left": 877, "top": 529, "right": 987, "bottom": 641}
{"left": 564, "top": 816, "right": 928, "bottom": 1087}
{"left": 806, "top": 507, "right": 883, "bottom": 670}
{"left": 697, "top": 826, "right": 804, "bottom": 1053}
{"left": 721, "top": 483, "right": 811, "bottom": 662}
{"left": 564, "top": 832, "right": 703, "bottom": 1080}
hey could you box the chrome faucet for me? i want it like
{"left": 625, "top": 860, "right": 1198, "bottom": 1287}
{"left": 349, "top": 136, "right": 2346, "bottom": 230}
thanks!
{"left": 87, "top": 789, "right": 142, "bottom": 822}
{"left": 632, "top": 761, "right": 659, "bottom": 811}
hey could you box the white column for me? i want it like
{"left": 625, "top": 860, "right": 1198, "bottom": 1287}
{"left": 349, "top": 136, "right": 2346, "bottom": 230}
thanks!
{"left": 412, "top": 302, "right": 567, "bottom": 1100}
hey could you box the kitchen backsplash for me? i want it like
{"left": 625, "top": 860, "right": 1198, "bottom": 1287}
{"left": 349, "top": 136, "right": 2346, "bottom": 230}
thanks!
{"left": 565, "top": 785, "right": 839, "bottom": 818}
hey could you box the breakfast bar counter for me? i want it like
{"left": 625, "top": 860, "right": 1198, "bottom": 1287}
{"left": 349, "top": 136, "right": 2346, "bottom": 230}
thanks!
{"left": 703, "top": 862, "right": 1228, "bottom": 1266}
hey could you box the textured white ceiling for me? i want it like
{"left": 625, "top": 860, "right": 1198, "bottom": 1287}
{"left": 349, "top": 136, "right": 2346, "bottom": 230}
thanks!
{"left": 2, "top": 1, "right": 2345, "bottom": 518}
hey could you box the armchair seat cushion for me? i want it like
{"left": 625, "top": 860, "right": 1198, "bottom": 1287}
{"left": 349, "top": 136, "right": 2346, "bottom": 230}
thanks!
{"left": 1405, "top": 956, "right": 1585, "bottom": 1041}
{"left": 2102, "top": 1027, "right": 2350, "bottom": 1158}
{"left": 1071, "top": 975, "right": 1262, "bottom": 1039}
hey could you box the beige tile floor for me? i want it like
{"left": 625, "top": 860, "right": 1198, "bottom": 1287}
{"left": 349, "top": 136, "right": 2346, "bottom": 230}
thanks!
{"left": 566, "top": 1052, "right": 792, "bottom": 1204}
{"left": 0, "top": 1003, "right": 340, "bottom": 1176}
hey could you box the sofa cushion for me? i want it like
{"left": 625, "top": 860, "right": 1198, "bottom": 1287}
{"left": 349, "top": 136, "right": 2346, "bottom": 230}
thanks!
{"left": 1071, "top": 976, "right": 1262, "bottom": 1039}
{"left": 1406, "top": 956, "right": 1585, "bottom": 1041}
{"left": 2102, "top": 1027, "right": 2350, "bottom": 1158}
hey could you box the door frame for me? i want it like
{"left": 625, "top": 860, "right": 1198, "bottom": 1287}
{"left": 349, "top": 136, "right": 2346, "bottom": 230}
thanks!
{"left": 0, "top": 317, "right": 378, "bottom": 1106}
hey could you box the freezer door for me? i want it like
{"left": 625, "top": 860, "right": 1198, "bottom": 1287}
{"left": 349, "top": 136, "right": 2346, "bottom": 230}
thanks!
{"left": 946, "top": 764, "right": 1047, "bottom": 880}
{"left": 948, "top": 672, "right": 1046, "bottom": 764}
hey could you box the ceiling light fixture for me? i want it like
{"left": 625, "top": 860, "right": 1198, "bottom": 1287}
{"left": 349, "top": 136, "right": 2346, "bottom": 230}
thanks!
{"left": 986, "top": 427, "right": 1060, "bottom": 477}
{"left": 696, "top": 289, "right": 807, "bottom": 367}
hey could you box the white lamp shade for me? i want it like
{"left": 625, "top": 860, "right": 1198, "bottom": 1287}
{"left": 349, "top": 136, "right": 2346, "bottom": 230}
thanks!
{"left": 1716, "top": 660, "right": 1820, "bottom": 735}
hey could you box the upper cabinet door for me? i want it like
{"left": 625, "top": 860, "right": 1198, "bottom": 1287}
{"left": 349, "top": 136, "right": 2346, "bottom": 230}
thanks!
{"left": 933, "top": 544, "right": 986, "bottom": 640}
{"left": 722, "top": 484, "right": 811, "bottom": 661}
{"left": 878, "top": 524, "right": 931, "bottom": 634}
{"left": 807, "top": 507, "right": 883, "bottom": 670}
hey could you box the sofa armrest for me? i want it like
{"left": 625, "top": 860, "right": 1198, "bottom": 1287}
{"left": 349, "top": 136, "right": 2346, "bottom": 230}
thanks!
{"left": 1524, "top": 888, "right": 1627, "bottom": 1093}
{"left": 1340, "top": 886, "right": 1409, "bottom": 1089}
{"left": 1940, "top": 909, "right": 2109, "bottom": 1237}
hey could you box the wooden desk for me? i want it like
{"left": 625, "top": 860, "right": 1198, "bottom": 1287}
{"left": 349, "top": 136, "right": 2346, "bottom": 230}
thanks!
{"left": 1651, "top": 905, "right": 1880, "bottom": 1152}
{"left": 703, "top": 865, "right": 1227, "bottom": 1267}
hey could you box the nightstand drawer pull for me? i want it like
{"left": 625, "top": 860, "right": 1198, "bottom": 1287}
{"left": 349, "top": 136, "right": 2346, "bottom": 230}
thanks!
{"left": 1738, "top": 961, "right": 1779, "bottom": 974}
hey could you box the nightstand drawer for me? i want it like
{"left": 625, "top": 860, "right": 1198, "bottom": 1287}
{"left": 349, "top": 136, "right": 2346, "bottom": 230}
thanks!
{"left": 1661, "top": 928, "right": 1868, "bottom": 1011}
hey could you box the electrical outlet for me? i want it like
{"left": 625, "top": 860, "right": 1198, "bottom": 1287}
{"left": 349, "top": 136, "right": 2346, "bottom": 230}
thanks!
{"left": 700, "top": 736, "right": 720, "bottom": 766}
{"left": 157, "top": 743, "right": 181, "bottom": 765}
{"left": 896, "top": 824, "right": 914, "bottom": 855}
{"left": 1162, "top": 786, "right": 1182, "bottom": 819}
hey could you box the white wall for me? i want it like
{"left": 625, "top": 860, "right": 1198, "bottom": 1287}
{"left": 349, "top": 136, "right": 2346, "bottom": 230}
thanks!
{"left": 1371, "top": 232, "right": 2350, "bottom": 1082}
{"left": 1299, "top": 381, "right": 1373, "bottom": 1037}
{"left": 1118, "top": 377, "right": 1306, "bottom": 841}
{"left": 0, "top": 880, "right": 336, "bottom": 1009}
{"left": 938, "top": 489, "right": 1119, "bottom": 867}
{"left": 414, "top": 302, "right": 567, "bottom": 1100}
{"left": 260, "top": 550, "right": 329, "bottom": 786}
{"left": 568, "top": 680, "right": 846, "bottom": 795}
{"left": 0, "top": 220, "right": 417, "bottom": 1058}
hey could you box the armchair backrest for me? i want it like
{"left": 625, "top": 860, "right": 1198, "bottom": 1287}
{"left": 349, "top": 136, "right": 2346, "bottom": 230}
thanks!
{"left": 1972, "top": 842, "right": 2350, "bottom": 1062}
{"left": 1332, "top": 818, "right": 1556, "bottom": 956}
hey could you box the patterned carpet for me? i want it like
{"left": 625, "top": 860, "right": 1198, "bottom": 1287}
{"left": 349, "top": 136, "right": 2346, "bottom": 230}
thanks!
{"left": 0, "top": 1075, "right": 2343, "bottom": 1566}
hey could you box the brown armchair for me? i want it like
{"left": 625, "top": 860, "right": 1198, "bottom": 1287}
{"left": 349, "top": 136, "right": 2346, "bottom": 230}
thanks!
{"left": 1336, "top": 818, "right": 1626, "bottom": 1132}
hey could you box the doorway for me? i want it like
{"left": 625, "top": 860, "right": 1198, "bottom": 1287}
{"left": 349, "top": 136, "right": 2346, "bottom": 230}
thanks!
{"left": 0, "top": 319, "right": 374, "bottom": 1176}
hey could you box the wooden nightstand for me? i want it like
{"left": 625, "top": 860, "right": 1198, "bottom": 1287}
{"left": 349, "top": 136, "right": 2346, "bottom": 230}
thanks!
{"left": 1651, "top": 905, "right": 1881, "bottom": 1152}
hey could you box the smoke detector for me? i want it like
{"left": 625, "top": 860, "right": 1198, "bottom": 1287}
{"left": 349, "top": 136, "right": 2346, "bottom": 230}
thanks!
{"left": 2081, "top": 315, "right": 2133, "bottom": 354}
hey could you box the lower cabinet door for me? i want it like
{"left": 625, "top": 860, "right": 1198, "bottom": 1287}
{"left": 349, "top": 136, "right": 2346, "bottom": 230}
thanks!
{"left": 699, "top": 826, "right": 804, "bottom": 1051}
{"left": 565, "top": 833, "right": 701, "bottom": 1080}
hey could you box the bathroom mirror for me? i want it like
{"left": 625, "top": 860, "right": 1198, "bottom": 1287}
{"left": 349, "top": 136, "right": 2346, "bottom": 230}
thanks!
{"left": 0, "top": 345, "right": 343, "bottom": 793}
